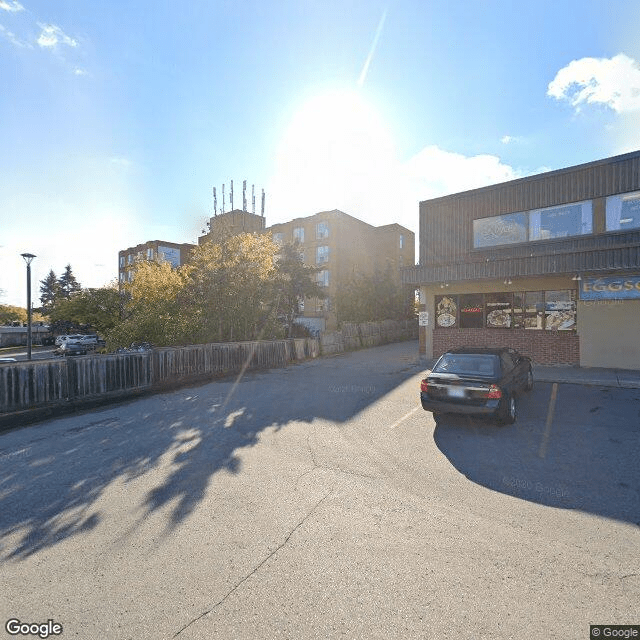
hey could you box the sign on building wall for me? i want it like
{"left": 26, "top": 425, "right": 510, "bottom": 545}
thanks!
{"left": 579, "top": 275, "right": 640, "bottom": 300}
{"left": 158, "top": 246, "right": 181, "bottom": 268}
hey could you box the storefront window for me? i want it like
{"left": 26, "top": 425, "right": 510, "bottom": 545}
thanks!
{"left": 606, "top": 191, "right": 640, "bottom": 231}
{"left": 435, "top": 295, "right": 457, "bottom": 328}
{"left": 544, "top": 290, "right": 576, "bottom": 330}
{"left": 459, "top": 294, "right": 484, "bottom": 328}
{"left": 473, "top": 213, "right": 528, "bottom": 248}
{"left": 512, "top": 292, "right": 525, "bottom": 329}
{"left": 524, "top": 291, "right": 545, "bottom": 330}
{"left": 485, "top": 293, "right": 513, "bottom": 328}
{"left": 529, "top": 201, "right": 592, "bottom": 240}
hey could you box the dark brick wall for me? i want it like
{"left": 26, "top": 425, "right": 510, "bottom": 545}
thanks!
{"left": 433, "top": 329, "right": 580, "bottom": 365}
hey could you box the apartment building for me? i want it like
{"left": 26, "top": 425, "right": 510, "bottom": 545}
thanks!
{"left": 403, "top": 150, "right": 640, "bottom": 369}
{"left": 118, "top": 240, "right": 196, "bottom": 284}
{"left": 266, "top": 210, "right": 415, "bottom": 331}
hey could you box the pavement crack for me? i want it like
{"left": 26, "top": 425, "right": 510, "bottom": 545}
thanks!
{"left": 172, "top": 489, "right": 334, "bottom": 638}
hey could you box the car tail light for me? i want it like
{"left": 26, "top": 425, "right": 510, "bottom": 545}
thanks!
{"left": 486, "top": 385, "right": 502, "bottom": 399}
{"left": 420, "top": 379, "right": 429, "bottom": 393}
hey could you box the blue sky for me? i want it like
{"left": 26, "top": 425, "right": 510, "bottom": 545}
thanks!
{"left": 1, "top": 0, "right": 640, "bottom": 307}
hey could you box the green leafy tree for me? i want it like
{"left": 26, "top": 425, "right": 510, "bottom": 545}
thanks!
{"left": 0, "top": 304, "right": 27, "bottom": 325}
{"left": 336, "top": 268, "right": 416, "bottom": 324}
{"left": 48, "top": 284, "right": 122, "bottom": 336}
{"left": 58, "top": 264, "right": 82, "bottom": 298}
{"left": 39, "top": 269, "right": 61, "bottom": 312}
{"left": 185, "top": 233, "right": 283, "bottom": 343}
{"left": 105, "top": 260, "right": 192, "bottom": 349}
{"left": 273, "top": 242, "right": 327, "bottom": 337}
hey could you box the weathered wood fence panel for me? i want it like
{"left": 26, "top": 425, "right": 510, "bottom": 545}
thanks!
{"left": 0, "top": 338, "right": 321, "bottom": 417}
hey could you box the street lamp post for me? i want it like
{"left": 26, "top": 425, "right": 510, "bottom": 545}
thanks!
{"left": 21, "top": 253, "right": 36, "bottom": 361}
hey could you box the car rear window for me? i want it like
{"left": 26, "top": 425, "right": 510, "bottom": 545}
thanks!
{"left": 433, "top": 353, "right": 498, "bottom": 376}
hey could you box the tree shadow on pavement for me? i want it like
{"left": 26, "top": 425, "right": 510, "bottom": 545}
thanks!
{"left": 0, "top": 341, "right": 422, "bottom": 560}
{"left": 433, "top": 382, "right": 640, "bottom": 527}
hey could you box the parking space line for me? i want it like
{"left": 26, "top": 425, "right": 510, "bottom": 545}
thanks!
{"left": 538, "top": 382, "right": 558, "bottom": 459}
{"left": 390, "top": 405, "right": 421, "bottom": 430}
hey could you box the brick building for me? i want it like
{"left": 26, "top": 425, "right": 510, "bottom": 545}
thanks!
{"left": 403, "top": 151, "right": 640, "bottom": 368}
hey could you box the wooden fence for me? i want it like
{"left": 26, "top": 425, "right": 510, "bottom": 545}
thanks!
{"left": 0, "top": 319, "right": 417, "bottom": 421}
{"left": 0, "top": 338, "right": 319, "bottom": 418}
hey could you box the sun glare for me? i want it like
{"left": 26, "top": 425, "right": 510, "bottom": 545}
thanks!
{"left": 269, "top": 90, "right": 398, "bottom": 222}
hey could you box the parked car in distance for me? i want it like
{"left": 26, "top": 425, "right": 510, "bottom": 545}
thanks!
{"left": 55, "top": 341, "right": 87, "bottom": 357}
{"left": 420, "top": 347, "right": 533, "bottom": 425}
{"left": 55, "top": 334, "right": 85, "bottom": 346}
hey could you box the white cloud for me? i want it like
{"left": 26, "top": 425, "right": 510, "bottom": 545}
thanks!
{"left": 548, "top": 53, "right": 640, "bottom": 113}
{"left": 0, "top": 22, "right": 31, "bottom": 47}
{"left": 267, "top": 90, "right": 522, "bottom": 239}
{"left": 37, "top": 23, "right": 77, "bottom": 48}
{"left": 0, "top": 1, "right": 24, "bottom": 13}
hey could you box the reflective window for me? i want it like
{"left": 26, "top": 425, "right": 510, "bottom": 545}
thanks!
{"left": 272, "top": 232, "right": 284, "bottom": 244}
{"left": 473, "top": 213, "right": 527, "bottom": 248}
{"left": 529, "top": 201, "right": 592, "bottom": 240}
{"left": 316, "top": 221, "right": 329, "bottom": 239}
{"left": 316, "top": 245, "right": 329, "bottom": 264}
{"left": 459, "top": 294, "right": 484, "bottom": 328}
{"left": 485, "top": 293, "right": 513, "bottom": 328}
{"left": 293, "top": 227, "right": 305, "bottom": 242}
{"left": 317, "top": 270, "right": 329, "bottom": 287}
{"left": 606, "top": 190, "right": 640, "bottom": 231}
{"left": 435, "top": 295, "right": 457, "bottom": 328}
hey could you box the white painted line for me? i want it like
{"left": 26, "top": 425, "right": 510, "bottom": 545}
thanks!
{"left": 538, "top": 382, "right": 558, "bottom": 459}
{"left": 390, "top": 405, "right": 421, "bottom": 430}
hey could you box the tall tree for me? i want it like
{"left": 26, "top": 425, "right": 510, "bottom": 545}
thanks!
{"left": 58, "top": 264, "right": 82, "bottom": 298}
{"left": 273, "top": 242, "right": 327, "bottom": 337}
{"left": 48, "top": 284, "right": 122, "bottom": 335}
{"left": 185, "top": 233, "right": 283, "bottom": 343}
{"left": 39, "top": 269, "right": 60, "bottom": 311}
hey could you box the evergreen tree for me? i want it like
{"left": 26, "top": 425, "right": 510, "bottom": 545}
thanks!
{"left": 39, "top": 269, "right": 60, "bottom": 311}
{"left": 58, "top": 264, "right": 82, "bottom": 298}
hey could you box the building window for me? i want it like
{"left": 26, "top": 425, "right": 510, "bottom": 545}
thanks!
{"left": 298, "top": 249, "right": 305, "bottom": 262}
{"left": 400, "top": 234, "right": 404, "bottom": 249}
{"left": 127, "top": 254, "right": 133, "bottom": 264}
{"left": 473, "top": 213, "right": 528, "bottom": 248}
{"left": 316, "top": 245, "right": 329, "bottom": 264}
{"left": 273, "top": 232, "right": 284, "bottom": 244}
{"left": 435, "top": 290, "right": 576, "bottom": 330}
{"left": 147, "top": 248, "right": 154, "bottom": 260}
{"left": 485, "top": 293, "right": 513, "bottom": 328}
{"left": 435, "top": 295, "right": 458, "bottom": 328}
{"left": 127, "top": 271, "right": 133, "bottom": 282}
{"left": 606, "top": 190, "right": 640, "bottom": 231}
{"left": 293, "top": 227, "right": 305, "bottom": 243}
{"left": 529, "top": 201, "right": 592, "bottom": 240}
{"left": 544, "top": 290, "right": 576, "bottom": 330}
{"left": 317, "top": 270, "right": 329, "bottom": 287}
{"left": 459, "top": 294, "right": 484, "bottom": 328}
{"left": 316, "top": 221, "right": 329, "bottom": 239}
{"left": 119, "top": 272, "right": 125, "bottom": 283}
{"left": 119, "top": 256, "right": 125, "bottom": 268}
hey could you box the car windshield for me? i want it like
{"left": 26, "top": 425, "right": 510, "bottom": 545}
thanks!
{"left": 433, "top": 353, "right": 498, "bottom": 376}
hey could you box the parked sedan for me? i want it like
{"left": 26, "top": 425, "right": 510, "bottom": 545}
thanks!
{"left": 55, "top": 342, "right": 87, "bottom": 357}
{"left": 420, "top": 347, "right": 533, "bottom": 424}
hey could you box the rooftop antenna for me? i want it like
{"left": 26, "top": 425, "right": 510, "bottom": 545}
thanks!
{"left": 213, "top": 186, "right": 217, "bottom": 216}
{"left": 252, "top": 185, "right": 255, "bottom": 214}
{"left": 242, "top": 180, "right": 247, "bottom": 212}
{"left": 230, "top": 180, "right": 234, "bottom": 211}
{"left": 261, "top": 188, "right": 265, "bottom": 217}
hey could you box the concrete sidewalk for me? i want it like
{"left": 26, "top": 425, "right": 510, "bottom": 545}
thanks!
{"left": 419, "top": 357, "right": 640, "bottom": 390}
{"left": 532, "top": 364, "right": 640, "bottom": 389}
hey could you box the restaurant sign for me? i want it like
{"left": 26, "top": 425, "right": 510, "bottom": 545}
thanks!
{"left": 579, "top": 275, "right": 640, "bottom": 300}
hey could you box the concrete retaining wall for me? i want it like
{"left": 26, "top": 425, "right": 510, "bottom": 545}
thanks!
{"left": 321, "top": 319, "right": 417, "bottom": 354}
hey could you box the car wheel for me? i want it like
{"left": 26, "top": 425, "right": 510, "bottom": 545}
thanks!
{"left": 525, "top": 367, "right": 534, "bottom": 392}
{"left": 499, "top": 394, "right": 517, "bottom": 425}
